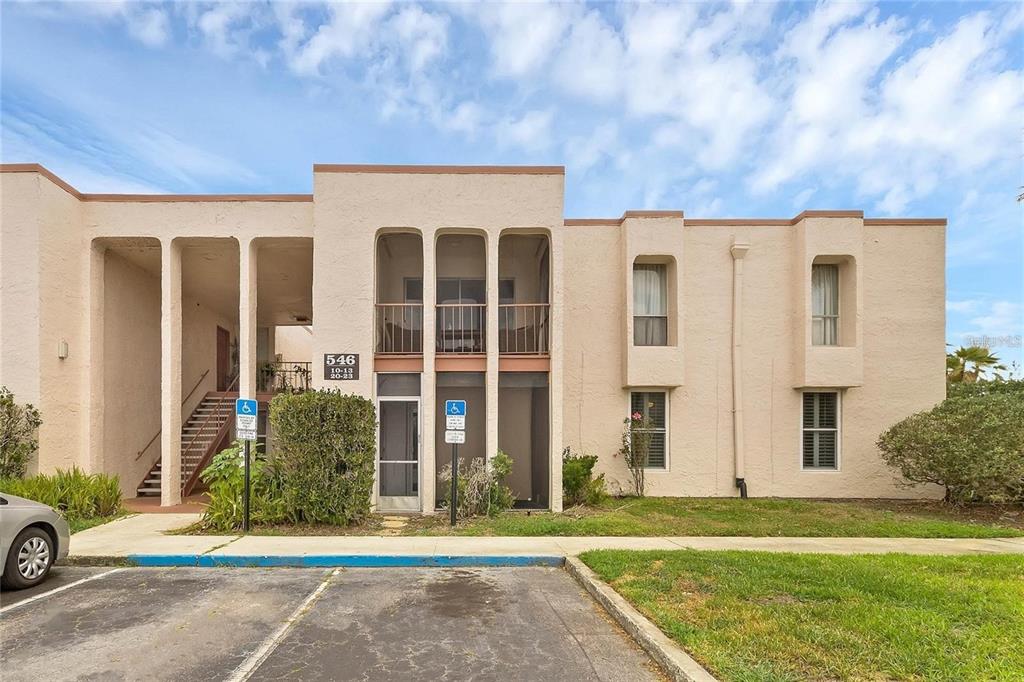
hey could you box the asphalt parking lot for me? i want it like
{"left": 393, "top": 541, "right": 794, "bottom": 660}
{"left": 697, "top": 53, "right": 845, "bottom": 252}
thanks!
{"left": 0, "top": 566, "right": 662, "bottom": 681}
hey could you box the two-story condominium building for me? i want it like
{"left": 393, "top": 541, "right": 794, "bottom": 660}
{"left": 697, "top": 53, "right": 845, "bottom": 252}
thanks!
{"left": 0, "top": 163, "right": 947, "bottom": 510}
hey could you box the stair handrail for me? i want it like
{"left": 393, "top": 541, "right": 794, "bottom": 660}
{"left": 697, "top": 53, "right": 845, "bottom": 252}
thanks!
{"left": 180, "top": 373, "right": 238, "bottom": 460}
{"left": 135, "top": 369, "right": 211, "bottom": 461}
{"left": 180, "top": 373, "right": 240, "bottom": 496}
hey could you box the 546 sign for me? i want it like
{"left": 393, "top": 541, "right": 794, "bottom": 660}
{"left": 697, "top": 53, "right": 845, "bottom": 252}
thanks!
{"left": 324, "top": 353, "right": 359, "bottom": 381}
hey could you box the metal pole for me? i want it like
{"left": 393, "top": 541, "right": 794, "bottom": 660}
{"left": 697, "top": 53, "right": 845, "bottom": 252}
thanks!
{"left": 450, "top": 443, "right": 458, "bottom": 526}
{"left": 243, "top": 439, "right": 251, "bottom": 533}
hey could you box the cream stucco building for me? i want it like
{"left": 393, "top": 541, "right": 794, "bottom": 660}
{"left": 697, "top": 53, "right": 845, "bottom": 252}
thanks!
{"left": 0, "top": 163, "right": 947, "bottom": 510}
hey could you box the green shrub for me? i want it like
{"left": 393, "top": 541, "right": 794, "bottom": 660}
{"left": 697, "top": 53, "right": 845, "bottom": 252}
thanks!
{"left": 0, "top": 467, "right": 122, "bottom": 521}
{"left": 562, "top": 446, "right": 607, "bottom": 507}
{"left": 878, "top": 381, "right": 1024, "bottom": 504}
{"left": 269, "top": 390, "right": 377, "bottom": 525}
{"left": 440, "top": 450, "right": 516, "bottom": 519}
{"left": 0, "top": 386, "right": 42, "bottom": 479}
{"left": 198, "top": 440, "right": 286, "bottom": 531}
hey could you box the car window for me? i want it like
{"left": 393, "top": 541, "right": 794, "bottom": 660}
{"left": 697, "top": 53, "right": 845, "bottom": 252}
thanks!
{"left": 0, "top": 496, "right": 7, "bottom": 505}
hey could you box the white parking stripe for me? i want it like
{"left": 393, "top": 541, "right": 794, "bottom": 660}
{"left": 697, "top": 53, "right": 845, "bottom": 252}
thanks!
{"left": 0, "top": 568, "right": 124, "bottom": 614}
{"left": 224, "top": 568, "right": 341, "bottom": 682}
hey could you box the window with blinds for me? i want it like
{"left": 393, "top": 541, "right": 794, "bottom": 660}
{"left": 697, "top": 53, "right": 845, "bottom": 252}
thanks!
{"left": 802, "top": 392, "right": 838, "bottom": 469}
{"left": 630, "top": 391, "right": 667, "bottom": 469}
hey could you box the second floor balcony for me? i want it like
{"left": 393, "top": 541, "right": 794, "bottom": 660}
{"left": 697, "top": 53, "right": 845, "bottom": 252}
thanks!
{"left": 498, "top": 303, "right": 549, "bottom": 354}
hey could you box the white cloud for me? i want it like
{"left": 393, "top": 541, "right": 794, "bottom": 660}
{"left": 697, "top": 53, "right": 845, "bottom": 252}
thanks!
{"left": 967, "top": 300, "right": 1024, "bottom": 338}
{"left": 470, "top": 2, "right": 574, "bottom": 78}
{"left": 389, "top": 5, "right": 449, "bottom": 73}
{"left": 946, "top": 299, "right": 981, "bottom": 314}
{"left": 565, "top": 121, "right": 620, "bottom": 173}
{"left": 496, "top": 110, "right": 555, "bottom": 153}
{"left": 753, "top": 7, "right": 1022, "bottom": 216}
{"left": 285, "top": 2, "right": 392, "bottom": 76}
{"left": 793, "top": 187, "right": 815, "bottom": 208}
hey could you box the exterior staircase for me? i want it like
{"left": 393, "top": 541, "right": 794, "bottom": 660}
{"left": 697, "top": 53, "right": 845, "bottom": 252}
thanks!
{"left": 136, "top": 392, "right": 236, "bottom": 497}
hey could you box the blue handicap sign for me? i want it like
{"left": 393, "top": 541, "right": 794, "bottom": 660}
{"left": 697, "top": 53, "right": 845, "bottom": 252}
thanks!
{"left": 236, "top": 398, "right": 258, "bottom": 416}
{"left": 445, "top": 400, "right": 467, "bottom": 417}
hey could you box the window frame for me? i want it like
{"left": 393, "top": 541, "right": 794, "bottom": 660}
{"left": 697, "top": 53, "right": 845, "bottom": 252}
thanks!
{"left": 628, "top": 390, "right": 669, "bottom": 471}
{"left": 811, "top": 263, "right": 840, "bottom": 346}
{"left": 800, "top": 391, "right": 841, "bottom": 472}
{"left": 632, "top": 263, "right": 669, "bottom": 347}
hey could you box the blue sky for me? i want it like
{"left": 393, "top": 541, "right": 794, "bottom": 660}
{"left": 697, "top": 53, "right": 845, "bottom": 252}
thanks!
{"left": 2, "top": 1, "right": 1022, "bottom": 370}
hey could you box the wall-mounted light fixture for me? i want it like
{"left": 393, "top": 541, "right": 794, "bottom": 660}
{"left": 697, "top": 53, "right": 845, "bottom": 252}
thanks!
{"left": 58, "top": 339, "right": 69, "bottom": 360}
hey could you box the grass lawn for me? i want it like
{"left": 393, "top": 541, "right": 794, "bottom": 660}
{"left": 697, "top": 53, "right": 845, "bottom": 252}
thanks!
{"left": 581, "top": 549, "right": 1024, "bottom": 681}
{"left": 412, "top": 497, "right": 1024, "bottom": 538}
{"left": 68, "top": 512, "right": 128, "bottom": 534}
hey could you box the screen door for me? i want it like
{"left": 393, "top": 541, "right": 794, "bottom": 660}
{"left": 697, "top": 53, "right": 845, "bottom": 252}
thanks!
{"left": 378, "top": 398, "right": 419, "bottom": 511}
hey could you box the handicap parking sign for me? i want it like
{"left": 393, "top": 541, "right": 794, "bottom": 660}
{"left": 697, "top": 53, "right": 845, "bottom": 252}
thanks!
{"left": 235, "top": 398, "right": 258, "bottom": 441}
{"left": 445, "top": 400, "right": 466, "bottom": 430}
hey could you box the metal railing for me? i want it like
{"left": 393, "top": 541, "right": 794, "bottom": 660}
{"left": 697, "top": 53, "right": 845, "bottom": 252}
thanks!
{"left": 375, "top": 303, "right": 424, "bottom": 354}
{"left": 436, "top": 303, "right": 486, "bottom": 354}
{"left": 499, "top": 303, "right": 550, "bottom": 354}
{"left": 258, "top": 362, "right": 312, "bottom": 393}
{"left": 135, "top": 369, "right": 210, "bottom": 462}
{"left": 181, "top": 374, "right": 238, "bottom": 496}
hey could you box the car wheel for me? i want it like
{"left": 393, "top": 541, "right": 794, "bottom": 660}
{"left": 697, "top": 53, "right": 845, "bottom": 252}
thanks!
{"left": 3, "top": 527, "right": 54, "bottom": 590}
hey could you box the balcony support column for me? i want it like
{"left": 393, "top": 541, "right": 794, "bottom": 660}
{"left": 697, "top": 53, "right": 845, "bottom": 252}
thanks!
{"left": 239, "top": 238, "right": 258, "bottom": 399}
{"left": 160, "top": 238, "right": 183, "bottom": 507}
{"left": 421, "top": 231, "right": 437, "bottom": 513}
{"left": 486, "top": 233, "right": 499, "bottom": 466}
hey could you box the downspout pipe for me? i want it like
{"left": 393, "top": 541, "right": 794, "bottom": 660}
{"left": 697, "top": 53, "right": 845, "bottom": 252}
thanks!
{"left": 730, "top": 240, "right": 751, "bottom": 498}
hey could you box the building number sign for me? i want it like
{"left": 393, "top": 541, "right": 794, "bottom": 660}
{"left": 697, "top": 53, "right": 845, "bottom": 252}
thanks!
{"left": 324, "top": 353, "right": 359, "bottom": 381}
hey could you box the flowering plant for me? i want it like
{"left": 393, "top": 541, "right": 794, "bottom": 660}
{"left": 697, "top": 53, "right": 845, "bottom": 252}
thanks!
{"left": 619, "top": 410, "right": 652, "bottom": 497}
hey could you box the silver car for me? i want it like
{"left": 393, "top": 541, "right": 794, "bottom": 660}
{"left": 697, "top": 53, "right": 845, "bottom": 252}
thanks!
{"left": 0, "top": 493, "right": 70, "bottom": 590}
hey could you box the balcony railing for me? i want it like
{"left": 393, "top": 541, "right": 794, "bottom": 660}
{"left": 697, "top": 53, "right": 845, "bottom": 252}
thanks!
{"left": 499, "top": 303, "right": 550, "bottom": 354}
{"left": 258, "top": 362, "right": 312, "bottom": 393}
{"left": 437, "top": 303, "right": 486, "bottom": 354}
{"left": 376, "top": 303, "right": 424, "bottom": 354}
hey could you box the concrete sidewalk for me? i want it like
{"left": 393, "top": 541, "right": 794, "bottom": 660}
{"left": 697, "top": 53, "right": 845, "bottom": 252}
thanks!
{"left": 70, "top": 513, "right": 1024, "bottom": 559}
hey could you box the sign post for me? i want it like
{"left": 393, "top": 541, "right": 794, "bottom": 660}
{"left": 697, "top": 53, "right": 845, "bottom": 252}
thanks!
{"left": 444, "top": 400, "right": 467, "bottom": 527}
{"left": 235, "top": 398, "right": 258, "bottom": 533}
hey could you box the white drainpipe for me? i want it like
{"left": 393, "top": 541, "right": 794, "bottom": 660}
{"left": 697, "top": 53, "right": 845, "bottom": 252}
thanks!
{"left": 730, "top": 240, "right": 750, "bottom": 498}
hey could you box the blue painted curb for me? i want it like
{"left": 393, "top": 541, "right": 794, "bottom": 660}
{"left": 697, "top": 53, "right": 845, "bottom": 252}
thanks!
{"left": 128, "top": 554, "right": 565, "bottom": 568}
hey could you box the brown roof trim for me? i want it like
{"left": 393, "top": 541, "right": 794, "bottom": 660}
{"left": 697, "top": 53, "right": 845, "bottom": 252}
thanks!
{"left": 81, "top": 193, "right": 312, "bottom": 203}
{"left": 685, "top": 218, "right": 793, "bottom": 226}
{"left": 687, "top": 212, "right": 945, "bottom": 227}
{"left": 565, "top": 210, "right": 684, "bottom": 226}
{"left": 1, "top": 163, "right": 82, "bottom": 198}
{"left": 0, "top": 163, "right": 312, "bottom": 202}
{"left": 793, "top": 210, "right": 864, "bottom": 221}
{"left": 314, "top": 164, "right": 565, "bottom": 175}
{"left": 864, "top": 218, "right": 946, "bottom": 226}
{"left": 621, "top": 210, "right": 684, "bottom": 219}
{"left": 564, "top": 218, "right": 621, "bottom": 226}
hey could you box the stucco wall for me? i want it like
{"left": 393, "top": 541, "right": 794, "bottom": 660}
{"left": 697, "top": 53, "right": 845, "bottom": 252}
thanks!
{"left": 274, "top": 326, "right": 313, "bottom": 362}
{"left": 563, "top": 217, "right": 946, "bottom": 498}
{"left": 2, "top": 165, "right": 945, "bottom": 505}
{"left": 102, "top": 250, "right": 162, "bottom": 493}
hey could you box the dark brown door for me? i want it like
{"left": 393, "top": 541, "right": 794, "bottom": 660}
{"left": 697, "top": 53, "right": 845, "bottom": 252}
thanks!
{"left": 216, "top": 327, "right": 230, "bottom": 391}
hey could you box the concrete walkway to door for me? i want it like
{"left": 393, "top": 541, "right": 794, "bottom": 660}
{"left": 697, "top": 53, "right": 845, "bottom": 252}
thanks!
{"left": 69, "top": 513, "right": 1024, "bottom": 561}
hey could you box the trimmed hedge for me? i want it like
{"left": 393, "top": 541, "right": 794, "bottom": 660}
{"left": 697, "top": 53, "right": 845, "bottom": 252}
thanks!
{"left": 878, "top": 380, "right": 1024, "bottom": 504}
{"left": 269, "top": 390, "right": 377, "bottom": 525}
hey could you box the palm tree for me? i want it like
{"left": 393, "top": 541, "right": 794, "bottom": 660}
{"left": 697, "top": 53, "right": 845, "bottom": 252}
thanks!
{"left": 946, "top": 345, "right": 1007, "bottom": 383}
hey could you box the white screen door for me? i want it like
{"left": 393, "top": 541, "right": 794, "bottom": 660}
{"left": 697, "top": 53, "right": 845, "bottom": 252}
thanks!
{"left": 378, "top": 398, "right": 420, "bottom": 511}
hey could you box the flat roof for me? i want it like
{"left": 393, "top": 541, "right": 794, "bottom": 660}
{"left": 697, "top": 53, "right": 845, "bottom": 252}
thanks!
{"left": 0, "top": 164, "right": 945, "bottom": 224}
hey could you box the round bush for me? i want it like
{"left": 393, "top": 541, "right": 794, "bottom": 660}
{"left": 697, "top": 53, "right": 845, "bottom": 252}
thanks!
{"left": 877, "top": 381, "right": 1024, "bottom": 504}
{"left": 269, "top": 390, "right": 377, "bottom": 525}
